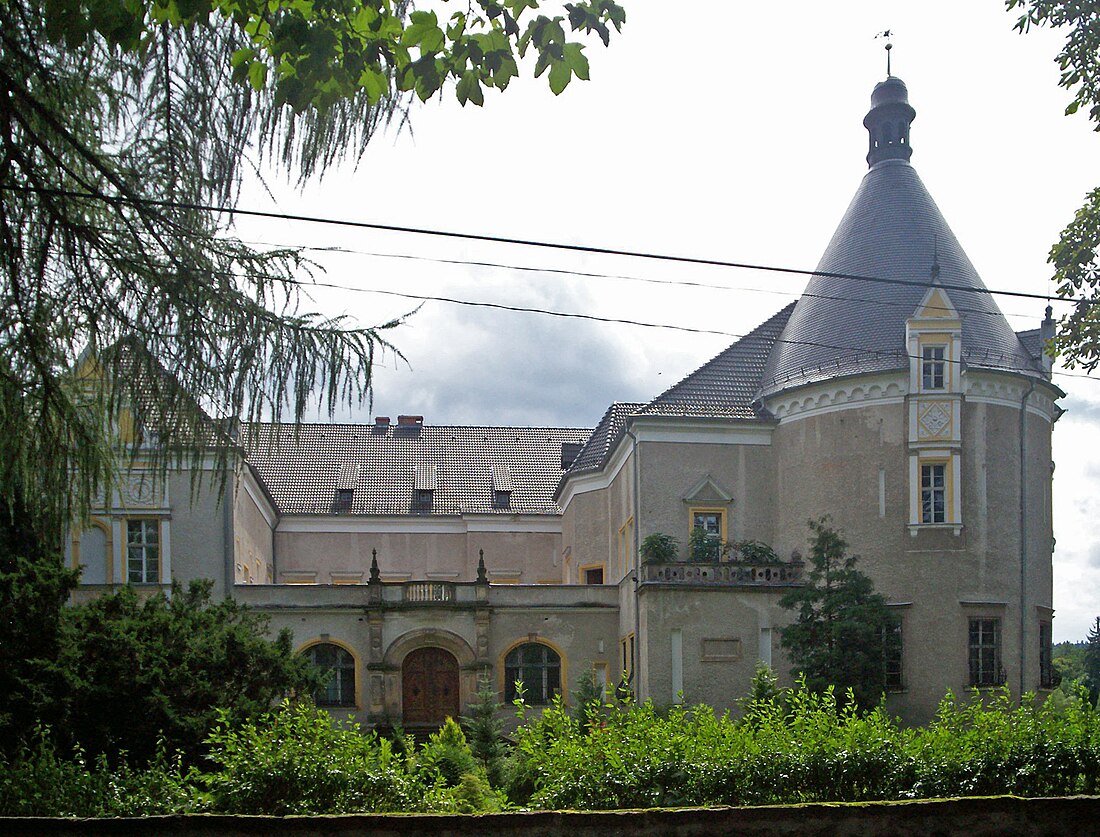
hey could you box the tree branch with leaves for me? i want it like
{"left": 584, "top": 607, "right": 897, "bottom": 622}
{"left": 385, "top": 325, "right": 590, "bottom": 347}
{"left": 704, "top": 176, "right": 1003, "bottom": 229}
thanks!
{"left": 0, "top": 0, "right": 625, "bottom": 540}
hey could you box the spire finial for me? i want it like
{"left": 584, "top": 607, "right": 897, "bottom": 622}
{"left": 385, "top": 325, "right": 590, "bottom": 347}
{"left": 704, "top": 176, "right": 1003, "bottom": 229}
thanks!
{"left": 875, "top": 30, "right": 894, "bottom": 76}
{"left": 476, "top": 549, "right": 488, "bottom": 584}
{"left": 369, "top": 549, "right": 381, "bottom": 583}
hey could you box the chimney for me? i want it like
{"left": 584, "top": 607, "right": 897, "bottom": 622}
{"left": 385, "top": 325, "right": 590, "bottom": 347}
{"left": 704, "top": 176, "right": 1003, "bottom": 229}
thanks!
{"left": 395, "top": 415, "right": 423, "bottom": 437}
{"left": 372, "top": 416, "right": 390, "bottom": 435}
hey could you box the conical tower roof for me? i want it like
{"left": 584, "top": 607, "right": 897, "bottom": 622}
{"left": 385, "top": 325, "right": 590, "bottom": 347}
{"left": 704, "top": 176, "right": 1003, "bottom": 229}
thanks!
{"left": 759, "top": 76, "right": 1040, "bottom": 398}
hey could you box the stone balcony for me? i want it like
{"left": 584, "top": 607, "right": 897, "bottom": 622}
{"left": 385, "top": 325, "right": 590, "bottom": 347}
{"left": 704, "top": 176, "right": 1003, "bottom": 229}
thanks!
{"left": 639, "top": 558, "right": 804, "bottom": 588}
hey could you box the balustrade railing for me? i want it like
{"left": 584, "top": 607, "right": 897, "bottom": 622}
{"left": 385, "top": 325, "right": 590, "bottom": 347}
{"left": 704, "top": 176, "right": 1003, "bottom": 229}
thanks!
{"left": 402, "top": 581, "right": 455, "bottom": 603}
{"left": 640, "top": 559, "right": 804, "bottom": 586}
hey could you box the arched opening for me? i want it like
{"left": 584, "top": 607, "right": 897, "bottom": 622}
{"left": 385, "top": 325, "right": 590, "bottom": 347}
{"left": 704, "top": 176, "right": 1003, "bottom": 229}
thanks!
{"left": 503, "top": 641, "right": 562, "bottom": 704}
{"left": 402, "top": 646, "right": 460, "bottom": 727}
{"left": 305, "top": 642, "right": 357, "bottom": 708}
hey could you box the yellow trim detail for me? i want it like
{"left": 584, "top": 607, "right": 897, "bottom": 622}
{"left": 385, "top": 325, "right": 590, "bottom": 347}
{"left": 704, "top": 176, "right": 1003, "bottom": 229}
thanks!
{"left": 578, "top": 562, "right": 606, "bottom": 585}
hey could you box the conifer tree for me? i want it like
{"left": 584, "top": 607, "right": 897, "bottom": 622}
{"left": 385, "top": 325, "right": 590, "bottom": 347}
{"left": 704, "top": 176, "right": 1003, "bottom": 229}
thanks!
{"left": 779, "top": 518, "right": 900, "bottom": 712}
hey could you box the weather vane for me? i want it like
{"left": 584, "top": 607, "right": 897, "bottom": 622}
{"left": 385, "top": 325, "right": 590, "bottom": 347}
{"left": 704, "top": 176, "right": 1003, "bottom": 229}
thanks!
{"left": 876, "top": 30, "right": 893, "bottom": 76}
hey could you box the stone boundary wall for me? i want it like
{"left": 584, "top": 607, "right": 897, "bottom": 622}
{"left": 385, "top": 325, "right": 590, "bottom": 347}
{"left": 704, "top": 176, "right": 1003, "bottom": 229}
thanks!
{"left": 4, "top": 796, "right": 1100, "bottom": 837}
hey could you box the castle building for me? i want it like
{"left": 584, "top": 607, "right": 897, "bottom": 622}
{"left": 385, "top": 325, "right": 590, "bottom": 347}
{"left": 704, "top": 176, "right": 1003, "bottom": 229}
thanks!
{"left": 68, "top": 75, "right": 1061, "bottom": 727}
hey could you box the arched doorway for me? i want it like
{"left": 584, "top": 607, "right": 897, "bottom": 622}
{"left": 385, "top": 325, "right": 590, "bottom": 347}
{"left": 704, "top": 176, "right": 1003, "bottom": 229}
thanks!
{"left": 401, "top": 646, "right": 460, "bottom": 727}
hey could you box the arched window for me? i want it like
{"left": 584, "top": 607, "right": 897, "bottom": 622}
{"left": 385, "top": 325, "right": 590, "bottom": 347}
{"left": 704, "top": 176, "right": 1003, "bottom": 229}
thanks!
{"left": 306, "top": 643, "right": 356, "bottom": 707}
{"left": 504, "top": 642, "right": 561, "bottom": 704}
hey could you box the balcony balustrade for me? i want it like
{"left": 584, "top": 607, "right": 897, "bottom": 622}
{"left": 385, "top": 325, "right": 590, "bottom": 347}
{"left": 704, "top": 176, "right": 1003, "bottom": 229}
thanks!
{"left": 640, "top": 558, "right": 804, "bottom": 587}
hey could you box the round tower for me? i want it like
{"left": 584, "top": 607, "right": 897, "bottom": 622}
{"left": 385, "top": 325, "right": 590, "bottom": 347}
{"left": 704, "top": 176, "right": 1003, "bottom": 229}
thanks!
{"left": 758, "top": 75, "right": 1060, "bottom": 722}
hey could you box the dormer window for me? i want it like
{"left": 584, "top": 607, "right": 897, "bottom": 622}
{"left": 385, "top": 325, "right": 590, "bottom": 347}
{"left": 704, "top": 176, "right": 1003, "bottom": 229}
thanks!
{"left": 413, "top": 464, "right": 437, "bottom": 513}
{"left": 333, "top": 462, "right": 359, "bottom": 513}
{"left": 921, "top": 345, "right": 945, "bottom": 390}
{"left": 491, "top": 463, "right": 513, "bottom": 510}
{"left": 413, "top": 488, "right": 433, "bottom": 512}
{"left": 332, "top": 488, "right": 353, "bottom": 513}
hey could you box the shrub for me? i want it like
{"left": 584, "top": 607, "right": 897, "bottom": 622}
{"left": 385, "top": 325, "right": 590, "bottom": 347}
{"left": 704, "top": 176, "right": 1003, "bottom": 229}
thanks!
{"left": 639, "top": 532, "right": 678, "bottom": 563}
{"left": 200, "top": 701, "right": 424, "bottom": 814}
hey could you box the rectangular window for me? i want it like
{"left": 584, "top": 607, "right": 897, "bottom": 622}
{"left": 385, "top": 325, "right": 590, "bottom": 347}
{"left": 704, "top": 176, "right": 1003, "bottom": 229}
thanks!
{"left": 968, "top": 617, "right": 1003, "bottom": 687}
{"left": 621, "top": 633, "right": 635, "bottom": 683}
{"left": 691, "top": 510, "right": 723, "bottom": 560}
{"left": 583, "top": 566, "right": 604, "bottom": 585}
{"left": 1040, "top": 621, "right": 1056, "bottom": 689}
{"left": 883, "top": 621, "right": 903, "bottom": 691}
{"left": 922, "top": 345, "right": 946, "bottom": 390}
{"left": 921, "top": 463, "right": 946, "bottom": 524}
{"left": 126, "top": 519, "right": 159, "bottom": 584}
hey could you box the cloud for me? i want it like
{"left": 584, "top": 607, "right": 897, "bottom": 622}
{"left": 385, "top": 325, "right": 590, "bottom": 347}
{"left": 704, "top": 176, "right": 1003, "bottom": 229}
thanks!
{"left": 344, "top": 276, "right": 661, "bottom": 428}
{"left": 1056, "top": 392, "right": 1100, "bottom": 427}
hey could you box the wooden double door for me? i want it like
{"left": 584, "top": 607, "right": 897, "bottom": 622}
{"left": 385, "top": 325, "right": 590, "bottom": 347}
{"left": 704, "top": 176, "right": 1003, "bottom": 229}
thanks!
{"left": 401, "top": 646, "right": 460, "bottom": 727}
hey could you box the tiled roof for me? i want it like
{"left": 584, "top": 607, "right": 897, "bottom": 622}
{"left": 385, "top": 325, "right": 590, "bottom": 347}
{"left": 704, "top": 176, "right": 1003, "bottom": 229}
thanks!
{"left": 1016, "top": 328, "right": 1044, "bottom": 364}
{"left": 564, "top": 402, "right": 645, "bottom": 477}
{"left": 760, "top": 81, "right": 1042, "bottom": 398}
{"left": 638, "top": 303, "right": 794, "bottom": 419}
{"left": 241, "top": 423, "right": 590, "bottom": 516}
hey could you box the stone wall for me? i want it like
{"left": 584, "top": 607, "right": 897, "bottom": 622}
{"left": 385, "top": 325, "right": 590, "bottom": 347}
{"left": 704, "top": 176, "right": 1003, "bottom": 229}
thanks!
{"left": 5, "top": 796, "right": 1100, "bottom": 837}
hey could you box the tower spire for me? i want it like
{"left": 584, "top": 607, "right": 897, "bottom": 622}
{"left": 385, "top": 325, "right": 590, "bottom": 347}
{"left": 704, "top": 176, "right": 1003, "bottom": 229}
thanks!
{"left": 863, "top": 69, "right": 916, "bottom": 167}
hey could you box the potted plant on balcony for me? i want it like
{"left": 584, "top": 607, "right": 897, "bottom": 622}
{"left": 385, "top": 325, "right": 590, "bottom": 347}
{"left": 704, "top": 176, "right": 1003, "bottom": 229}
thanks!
{"left": 689, "top": 527, "right": 721, "bottom": 562}
{"left": 640, "top": 533, "right": 679, "bottom": 564}
{"left": 730, "top": 539, "right": 781, "bottom": 564}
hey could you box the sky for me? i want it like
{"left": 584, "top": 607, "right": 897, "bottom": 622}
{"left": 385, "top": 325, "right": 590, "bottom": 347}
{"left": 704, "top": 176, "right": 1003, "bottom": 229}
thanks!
{"left": 234, "top": 2, "right": 1100, "bottom": 642}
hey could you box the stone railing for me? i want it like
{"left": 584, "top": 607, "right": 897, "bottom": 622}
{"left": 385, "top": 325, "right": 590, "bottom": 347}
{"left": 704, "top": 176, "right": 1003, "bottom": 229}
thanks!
{"left": 640, "top": 559, "right": 804, "bottom": 587}
{"left": 402, "top": 581, "right": 455, "bottom": 603}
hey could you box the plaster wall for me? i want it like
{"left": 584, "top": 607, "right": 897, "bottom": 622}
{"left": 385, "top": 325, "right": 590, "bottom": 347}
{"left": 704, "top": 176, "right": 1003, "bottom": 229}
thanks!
{"left": 273, "top": 526, "right": 562, "bottom": 584}
{"left": 767, "top": 372, "right": 1057, "bottom": 722}
{"left": 638, "top": 587, "right": 791, "bottom": 712}
{"left": 232, "top": 470, "right": 275, "bottom": 585}
{"left": 636, "top": 440, "right": 777, "bottom": 555}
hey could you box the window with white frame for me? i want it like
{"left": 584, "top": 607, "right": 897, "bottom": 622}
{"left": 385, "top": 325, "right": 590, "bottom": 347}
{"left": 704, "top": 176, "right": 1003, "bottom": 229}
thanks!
{"left": 690, "top": 509, "right": 723, "bottom": 560}
{"left": 968, "top": 617, "right": 1004, "bottom": 687}
{"left": 920, "top": 463, "right": 946, "bottom": 524}
{"left": 126, "top": 519, "right": 159, "bottom": 583}
{"left": 921, "top": 344, "right": 946, "bottom": 390}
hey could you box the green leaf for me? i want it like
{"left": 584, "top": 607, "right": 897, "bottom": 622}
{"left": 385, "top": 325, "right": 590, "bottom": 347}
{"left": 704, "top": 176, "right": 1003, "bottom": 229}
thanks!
{"left": 358, "top": 68, "right": 388, "bottom": 104}
{"left": 421, "top": 26, "right": 445, "bottom": 53}
{"left": 548, "top": 57, "right": 570, "bottom": 94}
{"left": 230, "top": 48, "right": 256, "bottom": 69}
{"left": 563, "top": 42, "right": 589, "bottom": 80}
{"left": 248, "top": 60, "right": 268, "bottom": 90}
{"left": 1067, "top": 100, "right": 1081, "bottom": 115}
{"left": 456, "top": 71, "right": 484, "bottom": 107}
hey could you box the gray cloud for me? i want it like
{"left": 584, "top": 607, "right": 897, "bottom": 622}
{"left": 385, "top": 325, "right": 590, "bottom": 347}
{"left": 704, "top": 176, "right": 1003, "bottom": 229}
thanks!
{"left": 345, "top": 278, "right": 659, "bottom": 428}
{"left": 1056, "top": 393, "right": 1100, "bottom": 427}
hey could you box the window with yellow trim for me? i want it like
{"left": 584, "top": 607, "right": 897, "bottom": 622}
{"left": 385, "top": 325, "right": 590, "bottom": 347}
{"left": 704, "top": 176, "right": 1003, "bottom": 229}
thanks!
{"left": 689, "top": 507, "right": 725, "bottom": 560}
{"left": 620, "top": 633, "right": 635, "bottom": 683}
{"left": 921, "top": 344, "right": 946, "bottom": 390}
{"left": 581, "top": 564, "right": 604, "bottom": 585}
{"left": 505, "top": 642, "right": 561, "bottom": 704}
{"left": 920, "top": 462, "right": 947, "bottom": 524}
{"left": 305, "top": 643, "right": 356, "bottom": 707}
{"left": 617, "top": 517, "right": 634, "bottom": 579}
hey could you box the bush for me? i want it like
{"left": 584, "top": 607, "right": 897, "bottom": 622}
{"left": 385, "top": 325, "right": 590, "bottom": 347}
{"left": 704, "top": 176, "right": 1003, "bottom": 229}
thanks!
{"left": 0, "top": 728, "right": 198, "bottom": 817}
{"left": 201, "top": 701, "right": 425, "bottom": 814}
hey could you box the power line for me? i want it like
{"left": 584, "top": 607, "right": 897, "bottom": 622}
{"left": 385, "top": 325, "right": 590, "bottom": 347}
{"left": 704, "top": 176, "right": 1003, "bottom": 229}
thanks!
{"left": 7, "top": 182, "right": 1096, "bottom": 381}
{"left": 285, "top": 275, "right": 1100, "bottom": 383}
{"left": 1, "top": 182, "right": 1080, "bottom": 307}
